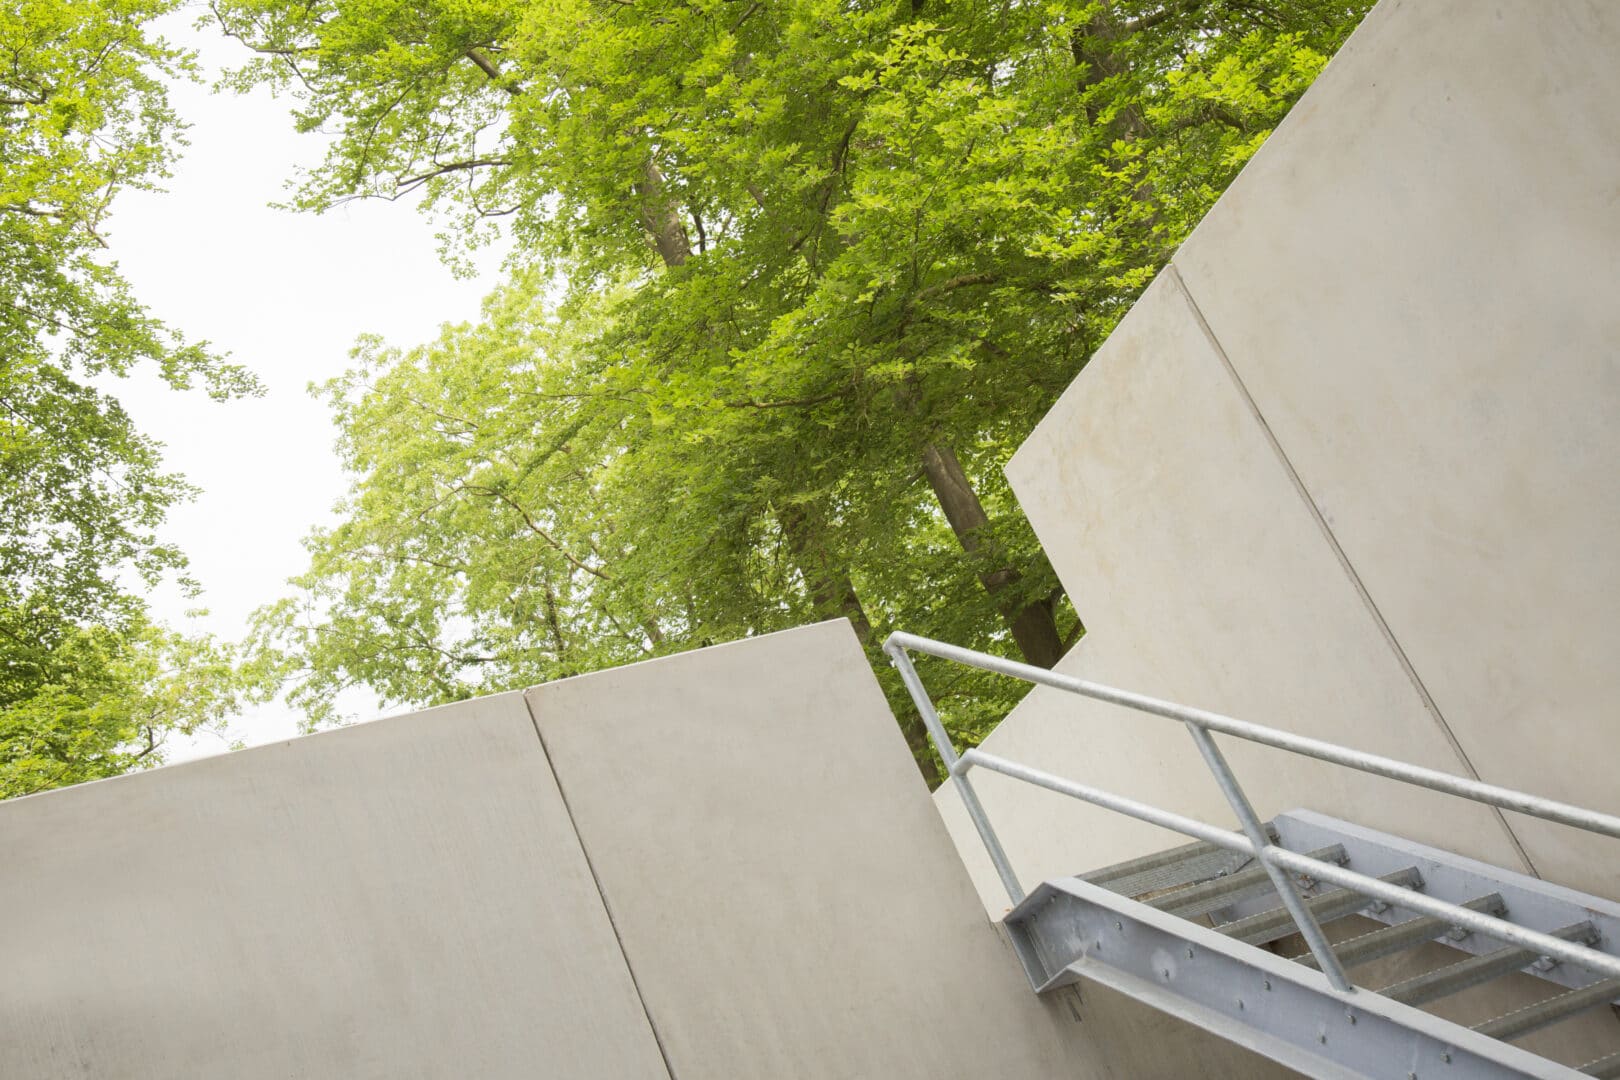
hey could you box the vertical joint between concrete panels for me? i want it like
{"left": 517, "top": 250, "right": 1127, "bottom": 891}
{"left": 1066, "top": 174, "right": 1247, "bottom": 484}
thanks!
{"left": 1164, "top": 263, "right": 1539, "bottom": 879}
{"left": 522, "top": 694, "right": 683, "bottom": 1080}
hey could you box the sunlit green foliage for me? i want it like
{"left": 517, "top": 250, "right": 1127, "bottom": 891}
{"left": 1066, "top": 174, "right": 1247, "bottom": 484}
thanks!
{"left": 1, "top": 0, "right": 259, "bottom": 794}
{"left": 220, "top": 0, "right": 1371, "bottom": 778}
{"left": 0, "top": 617, "right": 266, "bottom": 798}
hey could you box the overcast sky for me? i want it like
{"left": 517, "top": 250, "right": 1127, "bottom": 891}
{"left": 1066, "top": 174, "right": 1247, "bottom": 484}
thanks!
{"left": 104, "top": 11, "right": 509, "bottom": 763}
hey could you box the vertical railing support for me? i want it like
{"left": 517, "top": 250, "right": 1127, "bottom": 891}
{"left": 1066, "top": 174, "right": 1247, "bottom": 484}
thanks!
{"left": 886, "top": 642, "right": 1026, "bottom": 906}
{"left": 1183, "top": 722, "right": 1354, "bottom": 992}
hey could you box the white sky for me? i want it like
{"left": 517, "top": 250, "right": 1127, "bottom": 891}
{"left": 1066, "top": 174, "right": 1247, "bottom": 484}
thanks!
{"left": 102, "top": 11, "right": 508, "bottom": 762}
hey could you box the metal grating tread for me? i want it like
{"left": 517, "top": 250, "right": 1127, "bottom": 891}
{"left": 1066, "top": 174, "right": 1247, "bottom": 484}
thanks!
{"left": 1216, "top": 866, "right": 1420, "bottom": 947}
{"left": 1579, "top": 1050, "right": 1620, "bottom": 1079}
{"left": 1473, "top": 977, "right": 1620, "bottom": 1042}
{"left": 1291, "top": 893, "right": 1506, "bottom": 970}
{"left": 1148, "top": 844, "right": 1346, "bottom": 920}
{"left": 1381, "top": 923, "right": 1598, "bottom": 1007}
{"left": 1084, "top": 834, "right": 1270, "bottom": 901}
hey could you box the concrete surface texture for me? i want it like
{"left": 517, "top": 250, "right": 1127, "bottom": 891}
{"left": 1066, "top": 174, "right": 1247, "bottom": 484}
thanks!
{"left": 936, "top": 0, "right": 1619, "bottom": 1065}
{"left": 5, "top": 620, "right": 1279, "bottom": 1078}
{"left": 526, "top": 618, "right": 1294, "bottom": 1080}
{"left": 0, "top": 692, "right": 670, "bottom": 1079}
{"left": 524, "top": 620, "right": 1091, "bottom": 1080}
{"left": 1169, "top": 0, "right": 1620, "bottom": 895}
{"left": 941, "top": 272, "right": 1521, "bottom": 915}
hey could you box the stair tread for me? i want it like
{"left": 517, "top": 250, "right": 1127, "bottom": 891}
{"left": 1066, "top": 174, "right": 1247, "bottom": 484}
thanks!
{"left": 1217, "top": 866, "right": 1420, "bottom": 946}
{"left": 1291, "top": 893, "right": 1506, "bottom": 970}
{"left": 1084, "top": 830, "right": 1275, "bottom": 899}
{"left": 1381, "top": 922, "right": 1597, "bottom": 1007}
{"left": 1472, "top": 975, "right": 1620, "bottom": 1041}
{"left": 1146, "top": 843, "right": 1346, "bottom": 919}
{"left": 1578, "top": 1049, "right": 1620, "bottom": 1079}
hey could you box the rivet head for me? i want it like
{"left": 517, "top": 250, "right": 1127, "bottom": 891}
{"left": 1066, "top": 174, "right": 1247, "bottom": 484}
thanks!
{"left": 1115, "top": 921, "right": 1123, "bottom": 931}
{"left": 1440, "top": 1051, "right": 1452, "bottom": 1064}
{"left": 1237, "top": 998, "right": 1245, "bottom": 1011}
{"left": 1263, "top": 979, "right": 1272, "bottom": 991}
{"left": 1186, "top": 947, "right": 1195, "bottom": 959}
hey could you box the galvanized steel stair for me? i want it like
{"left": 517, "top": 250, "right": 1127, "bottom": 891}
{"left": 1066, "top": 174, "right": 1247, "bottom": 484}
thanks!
{"left": 1003, "top": 810, "right": 1620, "bottom": 1079}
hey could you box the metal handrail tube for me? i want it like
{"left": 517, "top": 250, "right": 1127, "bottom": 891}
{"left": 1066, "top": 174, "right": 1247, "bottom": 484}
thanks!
{"left": 887, "top": 645, "right": 1026, "bottom": 905}
{"left": 1181, "top": 721, "right": 1353, "bottom": 990}
{"left": 886, "top": 632, "right": 1620, "bottom": 841}
{"left": 960, "top": 749, "right": 1620, "bottom": 982}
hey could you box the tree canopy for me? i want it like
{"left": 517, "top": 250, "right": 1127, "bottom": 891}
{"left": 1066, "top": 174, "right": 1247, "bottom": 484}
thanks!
{"left": 1, "top": 0, "right": 259, "bottom": 794}
{"left": 219, "top": 0, "right": 1370, "bottom": 780}
{"left": 0, "top": 617, "right": 264, "bottom": 798}
{"left": 3, "top": 0, "right": 1373, "bottom": 795}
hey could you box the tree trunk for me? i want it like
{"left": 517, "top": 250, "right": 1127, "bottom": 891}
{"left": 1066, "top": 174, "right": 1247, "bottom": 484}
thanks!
{"left": 1071, "top": 7, "right": 1150, "bottom": 139}
{"left": 779, "top": 504, "right": 944, "bottom": 787}
{"left": 634, "top": 159, "right": 692, "bottom": 268}
{"left": 920, "top": 443, "right": 1067, "bottom": 669}
{"left": 627, "top": 156, "right": 944, "bottom": 786}
{"left": 779, "top": 505, "right": 872, "bottom": 638}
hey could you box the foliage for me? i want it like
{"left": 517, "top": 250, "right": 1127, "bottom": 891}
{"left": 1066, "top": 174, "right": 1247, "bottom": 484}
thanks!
{"left": 220, "top": 0, "right": 1372, "bottom": 778}
{"left": 1, "top": 0, "right": 260, "bottom": 794}
{"left": 0, "top": 617, "right": 268, "bottom": 799}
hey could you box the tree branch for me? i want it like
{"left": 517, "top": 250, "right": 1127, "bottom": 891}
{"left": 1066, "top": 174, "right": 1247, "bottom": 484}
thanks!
{"left": 465, "top": 47, "right": 520, "bottom": 96}
{"left": 456, "top": 483, "right": 613, "bottom": 582}
{"left": 914, "top": 272, "right": 998, "bottom": 302}
{"left": 1125, "top": 0, "right": 1207, "bottom": 34}
{"left": 722, "top": 390, "right": 848, "bottom": 410}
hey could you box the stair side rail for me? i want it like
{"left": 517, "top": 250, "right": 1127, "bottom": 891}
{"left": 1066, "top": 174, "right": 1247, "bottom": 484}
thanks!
{"left": 883, "top": 631, "right": 1620, "bottom": 994}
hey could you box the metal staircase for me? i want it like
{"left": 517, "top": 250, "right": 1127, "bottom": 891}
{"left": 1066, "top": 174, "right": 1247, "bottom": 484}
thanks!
{"left": 883, "top": 632, "right": 1620, "bottom": 1079}
{"left": 1006, "top": 810, "right": 1620, "bottom": 1078}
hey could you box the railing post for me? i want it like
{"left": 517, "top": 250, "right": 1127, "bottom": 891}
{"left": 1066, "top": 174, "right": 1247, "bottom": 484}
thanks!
{"left": 885, "top": 642, "right": 1026, "bottom": 906}
{"left": 1183, "top": 722, "right": 1354, "bottom": 992}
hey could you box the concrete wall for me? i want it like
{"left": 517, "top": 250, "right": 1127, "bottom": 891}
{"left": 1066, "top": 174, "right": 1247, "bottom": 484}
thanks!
{"left": 934, "top": 0, "right": 1620, "bottom": 1061}
{"left": 0, "top": 691, "right": 669, "bottom": 1079}
{"left": 941, "top": 0, "right": 1620, "bottom": 912}
{"left": 3, "top": 619, "right": 1284, "bottom": 1078}
{"left": 933, "top": 2, "right": 1620, "bottom": 1062}
{"left": 522, "top": 620, "right": 1093, "bottom": 1080}
{"left": 1168, "top": 0, "right": 1620, "bottom": 893}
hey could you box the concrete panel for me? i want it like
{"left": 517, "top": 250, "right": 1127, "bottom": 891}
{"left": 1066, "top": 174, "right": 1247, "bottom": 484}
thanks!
{"left": 528, "top": 619, "right": 1268, "bottom": 1078}
{"left": 0, "top": 693, "right": 669, "bottom": 1079}
{"left": 989, "top": 271, "right": 1521, "bottom": 882}
{"left": 1172, "top": 0, "right": 1620, "bottom": 893}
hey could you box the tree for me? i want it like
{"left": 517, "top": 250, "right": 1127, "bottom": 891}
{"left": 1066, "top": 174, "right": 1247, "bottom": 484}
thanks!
{"left": 222, "top": 0, "right": 1371, "bottom": 779}
{"left": 0, "top": 618, "right": 265, "bottom": 799}
{"left": 1, "top": 0, "right": 259, "bottom": 793}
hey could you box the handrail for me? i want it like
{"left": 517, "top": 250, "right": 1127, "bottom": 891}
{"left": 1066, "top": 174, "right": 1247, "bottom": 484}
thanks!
{"left": 885, "top": 632, "right": 1620, "bottom": 840}
{"left": 883, "top": 631, "right": 1620, "bottom": 992}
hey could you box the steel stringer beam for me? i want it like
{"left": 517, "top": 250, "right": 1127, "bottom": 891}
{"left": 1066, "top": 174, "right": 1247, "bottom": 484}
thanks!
{"left": 1004, "top": 877, "right": 1583, "bottom": 1080}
